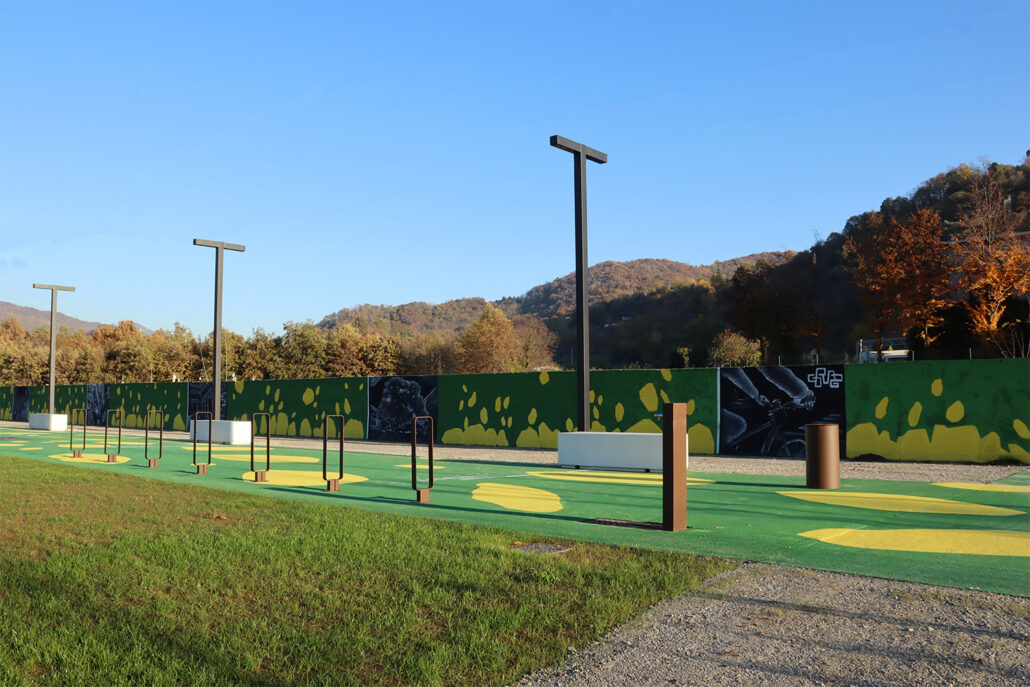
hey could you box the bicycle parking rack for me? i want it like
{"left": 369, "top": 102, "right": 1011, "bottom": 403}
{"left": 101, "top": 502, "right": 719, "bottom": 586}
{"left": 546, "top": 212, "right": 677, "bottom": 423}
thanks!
{"left": 145, "top": 409, "right": 164, "bottom": 468}
{"left": 250, "top": 412, "right": 271, "bottom": 482}
{"left": 104, "top": 409, "right": 123, "bottom": 462}
{"left": 69, "top": 408, "right": 86, "bottom": 457}
{"left": 193, "top": 411, "right": 213, "bottom": 475}
{"left": 411, "top": 416, "right": 435, "bottom": 503}
{"left": 322, "top": 414, "right": 345, "bottom": 492}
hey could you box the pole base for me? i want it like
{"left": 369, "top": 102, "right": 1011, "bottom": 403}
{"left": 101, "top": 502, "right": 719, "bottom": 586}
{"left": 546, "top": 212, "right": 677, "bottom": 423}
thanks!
{"left": 107, "top": 454, "right": 118, "bottom": 463}
{"left": 254, "top": 470, "right": 268, "bottom": 483}
{"left": 415, "top": 488, "right": 431, "bottom": 503}
{"left": 148, "top": 458, "right": 159, "bottom": 469}
{"left": 196, "top": 464, "right": 208, "bottom": 475}
{"left": 72, "top": 449, "right": 82, "bottom": 458}
{"left": 326, "top": 478, "right": 339, "bottom": 492}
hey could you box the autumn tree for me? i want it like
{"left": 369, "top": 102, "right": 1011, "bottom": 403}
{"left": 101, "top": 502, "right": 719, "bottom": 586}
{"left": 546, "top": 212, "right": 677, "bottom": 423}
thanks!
{"left": 707, "top": 329, "right": 761, "bottom": 367}
{"left": 510, "top": 315, "right": 558, "bottom": 371}
{"left": 357, "top": 333, "right": 402, "bottom": 375}
{"left": 403, "top": 332, "right": 457, "bottom": 375}
{"left": 279, "top": 321, "right": 328, "bottom": 379}
{"left": 844, "top": 212, "right": 947, "bottom": 354}
{"left": 455, "top": 304, "right": 518, "bottom": 374}
{"left": 893, "top": 209, "right": 952, "bottom": 345}
{"left": 728, "top": 260, "right": 799, "bottom": 362}
{"left": 325, "top": 324, "right": 365, "bottom": 377}
{"left": 953, "top": 170, "right": 1030, "bottom": 357}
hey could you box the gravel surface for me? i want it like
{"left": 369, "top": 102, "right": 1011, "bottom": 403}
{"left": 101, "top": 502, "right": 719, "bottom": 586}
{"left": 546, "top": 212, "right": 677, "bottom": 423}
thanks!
{"left": 513, "top": 563, "right": 1030, "bottom": 687}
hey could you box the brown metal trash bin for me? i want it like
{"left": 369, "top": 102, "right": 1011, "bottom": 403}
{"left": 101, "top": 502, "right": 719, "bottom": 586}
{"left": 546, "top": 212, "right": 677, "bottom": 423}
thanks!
{"left": 805, "top": 423, "right": 840, "bottom": 489}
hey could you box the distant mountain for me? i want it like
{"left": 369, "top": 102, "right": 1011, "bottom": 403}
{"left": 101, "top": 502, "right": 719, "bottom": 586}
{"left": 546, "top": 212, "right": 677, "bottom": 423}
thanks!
{"left": 501, "top": 253, "right": 794, "bottom": 319}
{"left": 319, "top": 298, "right": 491, "bottom": 339}
{"left": 319, "top": 252, "right": 794, "bottom": 338}
{"left": 0, "top": 300, "right": 152, "bottom": 335}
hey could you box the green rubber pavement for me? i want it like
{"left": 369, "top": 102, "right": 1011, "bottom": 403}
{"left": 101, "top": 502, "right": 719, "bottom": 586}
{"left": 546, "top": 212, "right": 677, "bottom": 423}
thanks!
{"left": 2, "top": 428, "right": 1028, "bottom": 596}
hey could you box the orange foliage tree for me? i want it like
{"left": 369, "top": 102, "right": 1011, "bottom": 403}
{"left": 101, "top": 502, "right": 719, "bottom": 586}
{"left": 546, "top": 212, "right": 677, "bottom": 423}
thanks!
{"left": 953, "top": 172, "right": 1030, "bottom": 357}
{"left": 844, "top": 209, "right": 951, "bottom": 353}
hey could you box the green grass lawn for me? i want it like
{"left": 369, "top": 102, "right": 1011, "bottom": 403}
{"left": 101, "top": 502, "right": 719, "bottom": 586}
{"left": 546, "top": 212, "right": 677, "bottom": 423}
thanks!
{"left": 0, "top": 455, "right": 733, "bottom": 686}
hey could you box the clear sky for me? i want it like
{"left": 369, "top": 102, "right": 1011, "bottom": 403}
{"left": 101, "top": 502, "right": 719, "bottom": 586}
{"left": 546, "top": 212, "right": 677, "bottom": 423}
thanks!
{"left": 1, "top": 0, "right": 1027, "bottom": 336}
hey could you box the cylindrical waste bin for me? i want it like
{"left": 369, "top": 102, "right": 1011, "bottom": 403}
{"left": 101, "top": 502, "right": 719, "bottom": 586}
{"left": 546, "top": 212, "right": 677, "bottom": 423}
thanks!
{"left": 805, "top": 423, "right": 840, "bottom": 489}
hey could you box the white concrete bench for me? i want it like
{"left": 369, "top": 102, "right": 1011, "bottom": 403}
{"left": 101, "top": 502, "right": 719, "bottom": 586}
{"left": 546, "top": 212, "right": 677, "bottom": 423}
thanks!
{"left": 29, "top": 413, "right": 68, "bottom": 431}
{"left": 557, "top": 431, "right": 688, "bottom": 471}
{"left": 189, "top": 419, "right": 252, "bottom": 445}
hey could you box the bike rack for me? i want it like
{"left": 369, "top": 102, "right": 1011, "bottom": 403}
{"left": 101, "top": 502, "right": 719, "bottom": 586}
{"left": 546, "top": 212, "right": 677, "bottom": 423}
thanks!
{"left": 104, "top": 409, "right": 123, "bottom": 463}
{"left": 322, "top": 414, "right": 345, "bottom": 492}
{"left": 250, "top": 412, "right": 271, "bottom": 482}
{"left": 69, "top": 407, "right": 86, "bottom": 457}
{"left": 193, "top": 411, "right": 213, "bottom": 475}
{"left": 411, "top": 416, "right": 434, "bottom": 503}
{"left": 145, "top": 409, "right": 164, "bottom": 468}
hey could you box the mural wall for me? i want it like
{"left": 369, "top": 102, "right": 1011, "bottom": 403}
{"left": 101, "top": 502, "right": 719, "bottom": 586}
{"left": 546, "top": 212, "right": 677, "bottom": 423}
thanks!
{"left": 187, "top": 382, "right": 227, "bottom": 422}
{"left": 438, "top": 371, "right": 576, "bottom": 449}
{"left": 108, "top": 383, "right": 189, "bottom": 431}
{"left": 12, "top": 387, "right": 29, "bottom": 422}
{"left": 845, "top": 359, "right": 1030, "bottom": 463}
{"left": 0, "top": 387, "right": 12, "bottom": 421}
{"left": 719, "top": 365, "right": 845, "bottom": 458}
{"left": 53, "top": 385, "right": 88, "bottom": 421}
{"left": 227, "top": 378, "right": 367, "bottom": 439}
{"left": 436, "top": 369, "right": 718, "bottom": 452}
{"left": 368, "top": 376, "right": 437, "bottom": 443}
{"left": 85, "top": 384, "right": 110, "bottom": 426}
{"left": 1, "top": 361, "right": 1026, "bottom": 463}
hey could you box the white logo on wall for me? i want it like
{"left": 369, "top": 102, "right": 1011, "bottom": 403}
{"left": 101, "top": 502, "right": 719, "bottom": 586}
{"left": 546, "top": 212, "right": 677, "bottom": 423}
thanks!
{"left": 807, "top": 368, "right": 843, "bottom": 389}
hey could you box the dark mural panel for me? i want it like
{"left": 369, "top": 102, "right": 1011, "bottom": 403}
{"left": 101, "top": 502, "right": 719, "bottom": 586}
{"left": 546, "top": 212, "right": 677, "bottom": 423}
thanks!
{"left": 368, "top": 376, "right": 438, "bottom": 443}
{"left": 719, "top": 365, "right": 845, "bottom": 458}
{"left": 187, "top": 382, "right": 228, "bottom": 420}
{"left": 86, "top": 384, "right": 110, "bottom": 426}
{"left": 12, "top": 387, "right": 29, "bottom": 422}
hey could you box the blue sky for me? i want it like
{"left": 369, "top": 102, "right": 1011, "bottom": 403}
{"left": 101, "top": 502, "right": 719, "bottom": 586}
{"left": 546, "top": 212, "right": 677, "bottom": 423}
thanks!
{"left": 1, "top": 0, "right": 1027, "bottom": 336}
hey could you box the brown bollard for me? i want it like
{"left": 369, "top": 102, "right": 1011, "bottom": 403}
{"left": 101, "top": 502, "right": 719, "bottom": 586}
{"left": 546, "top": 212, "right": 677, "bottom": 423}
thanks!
{"left": 805, "top": 423, "right": 840, "bottom": 489}
{"left": 663, "top": 402, "right": 687, "bottom": 531}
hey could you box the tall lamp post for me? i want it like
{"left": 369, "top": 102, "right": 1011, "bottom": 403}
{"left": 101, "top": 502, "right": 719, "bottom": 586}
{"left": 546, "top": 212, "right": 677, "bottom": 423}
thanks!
{"left": 550, "top": 135, "right": 607, "bottom": 432}
{"left": 193, "top": 238, "right": 245, "bottom": 421}
{"left": 32, "top": 283, "right": 75, "bottom": 418}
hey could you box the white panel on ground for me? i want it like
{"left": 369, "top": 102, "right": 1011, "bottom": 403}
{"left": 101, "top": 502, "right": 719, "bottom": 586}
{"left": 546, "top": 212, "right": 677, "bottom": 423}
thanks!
{"left": 557, "top": 431, "right": 688, "bottom": 471}
{"left": 29, "top": 413, "right": 69, "bottom": 431}
{"left": 189, "top": 419, "right": 252, "bottom": 445}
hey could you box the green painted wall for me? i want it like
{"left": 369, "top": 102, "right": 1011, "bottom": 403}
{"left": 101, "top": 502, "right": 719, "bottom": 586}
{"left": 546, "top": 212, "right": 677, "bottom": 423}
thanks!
{"left": 28, "top": 386, "right": 47, "bottom": 414}
{"left": 227, "top": 378, "right": 367, "bottom": 439}
{"left": 108, "top": 383, "right": 189, "bottom": 431}
{"left": 438, "top": 371, "right": 576, "bottom": 449}
{"left": 437, "top": 368, "right": 719, "bottom": 453}
{"left": 845, "top": 359, "right": 1030, "bottom": 464}
{"left": 591, "top": 368, "right": 718, "bottom": 454}
{"left": 0, "top": 387, "right": 11, "bottom": 420}
{"left": 53, "top": 385, "right": 88, "bottom": 420}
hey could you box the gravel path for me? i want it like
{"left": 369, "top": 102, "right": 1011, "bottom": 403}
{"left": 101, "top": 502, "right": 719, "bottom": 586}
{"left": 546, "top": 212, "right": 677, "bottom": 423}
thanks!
{"left": 513, "top": 563, "right": 1030, "bottom": 687}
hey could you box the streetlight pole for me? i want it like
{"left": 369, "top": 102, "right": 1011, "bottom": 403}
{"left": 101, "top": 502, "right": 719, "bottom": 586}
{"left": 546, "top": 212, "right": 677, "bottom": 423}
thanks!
{"left": 32, "top": 283, "right": 75, "bottom": 415}
{"left": 550, "top": 135, "right": 607, "bottom": 433}
{"left": 193, "top": 239, "right": 245, "bottom": 420}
